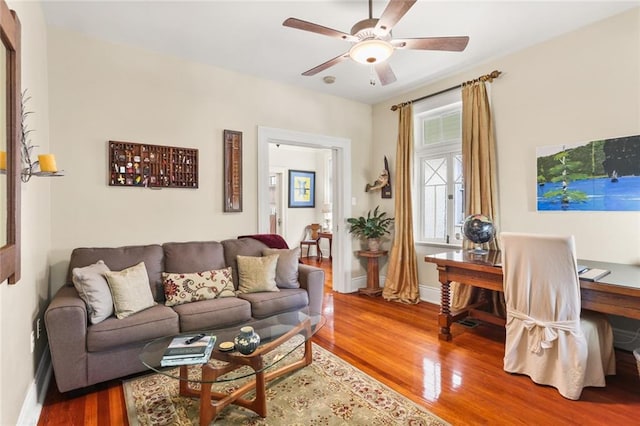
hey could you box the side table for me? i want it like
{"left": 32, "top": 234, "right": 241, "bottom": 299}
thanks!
{"left": 356, "top": 250, "right": 388, "bottom": 296}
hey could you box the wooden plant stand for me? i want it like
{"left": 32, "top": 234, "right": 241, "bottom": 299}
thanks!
{"left": 357, "top": 250, "right": 388, "bottom": 296}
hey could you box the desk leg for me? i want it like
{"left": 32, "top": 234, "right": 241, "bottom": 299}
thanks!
{"left": 438, "top": 278, "right": 453, "bottom": 341}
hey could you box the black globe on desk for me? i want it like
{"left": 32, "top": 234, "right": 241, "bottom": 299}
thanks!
{"left": 462, "top": 214, "right": 495, "bottom": 255}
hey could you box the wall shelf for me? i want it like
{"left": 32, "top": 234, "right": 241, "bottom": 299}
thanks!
{"left": 108, "top": 140, "right": 198, "bottom": 189}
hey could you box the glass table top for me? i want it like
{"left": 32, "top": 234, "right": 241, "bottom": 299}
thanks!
{"left": 139, "top": 309, "right": 323, "bottom": 384}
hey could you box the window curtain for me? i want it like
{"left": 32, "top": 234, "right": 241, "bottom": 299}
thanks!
{"left": 450, "top": 80, "right": 505, "bottom": 316}
{"left": 383, "top": 104, "right": 420, "bottom": 304}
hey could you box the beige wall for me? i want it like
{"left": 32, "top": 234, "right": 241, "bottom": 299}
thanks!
{"left": 1, "top": 1, "right": 51, "bottom": 424}
{"left": 46, "top": 27, "right": 372, "bottom": 292}
{"left": 373, "top": 8, "right": 640, "bottom": 301}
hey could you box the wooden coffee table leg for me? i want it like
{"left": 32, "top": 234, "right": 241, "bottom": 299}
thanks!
{"left": 195, "top": 319, "right": 315, "bottom": 424}
{"left": 199, "top": 365, "right": 216, "bottom": 426}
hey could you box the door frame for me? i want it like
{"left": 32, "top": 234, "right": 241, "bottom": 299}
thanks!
{"left": 257, "top": 126, "right": 352, "bottom": 293}
{"left": 268, "top": 167, "right": 286, "bottom": 236}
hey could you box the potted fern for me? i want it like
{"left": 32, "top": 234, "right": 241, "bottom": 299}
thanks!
{"left": 347, "top": 206, "right": 394, "bottom": 251}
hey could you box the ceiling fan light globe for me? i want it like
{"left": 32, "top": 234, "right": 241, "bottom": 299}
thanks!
{"left": 349, "top": 39, "right": 393, "bottom": 65}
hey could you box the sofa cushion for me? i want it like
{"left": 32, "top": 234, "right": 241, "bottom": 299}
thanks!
{"left": 72, "top": 260, "right": 113, "bottom": 324}
{"left": 163, "top": 267, "right": 236, "bottom": 307}
{"left": 262, "top": 247, "right": 301, "bottom": 289}
{"left": 172, "top": 297, "right": 252, "bottom": 332}
{"left": 163, "top": 241, "right": 226, "bottom": 273}
{"left": 238, "top": 288, "right": 309, "bottom": 319}
{"left": 67, "top": 245, "right": 165, "bottom": 301}
{"left": 87, "top": 304, "right": 179, "bottom": 352}
{"left": 236, "top": 254, "right": 280, "bottom": 294}
{"left": 104, "top": 262, "right": 156, "bottom": 319}
{"left": 221, "top": 238, "right": 269, "bottom": 289}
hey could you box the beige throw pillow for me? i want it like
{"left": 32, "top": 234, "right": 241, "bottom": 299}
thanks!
{"left": 262, "top": 247, "right": 300, "bottom": 289}
{"left": 72, "top": 260, "right": 113, "bottom": 324}
{"left": 236, "top": 254, "right": 280, "bottom": 294}
{"left": 104, "top": 261, "right": 156, "bottom": 319}
{"left": 163, "top": 267, "right": 236, "bottom": 307}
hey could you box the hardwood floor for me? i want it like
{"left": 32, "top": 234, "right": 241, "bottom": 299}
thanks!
{"left": 38, "top": 257, "right": 639, "bottom": 425}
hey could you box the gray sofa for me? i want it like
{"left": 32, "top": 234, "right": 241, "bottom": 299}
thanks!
{"left": 44, "top": 238, "right": 324, "bottom": 392}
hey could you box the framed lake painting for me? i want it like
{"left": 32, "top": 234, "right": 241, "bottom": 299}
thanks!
{"left": 536, "top": 134, "right": 639, "bottom": 211}
{"left": 288, "top": 170, "right": 315, "bottom": 208}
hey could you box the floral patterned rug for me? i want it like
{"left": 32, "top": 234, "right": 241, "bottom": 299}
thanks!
{"left": 123, "top": 342, "right": 449, "bottom": 425}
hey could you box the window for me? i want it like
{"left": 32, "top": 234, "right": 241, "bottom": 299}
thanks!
{"left": 414, "top": 91, "right": 464, "bottom": 245}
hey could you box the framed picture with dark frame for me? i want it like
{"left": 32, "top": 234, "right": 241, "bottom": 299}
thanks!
{"left": 288, "top": 170, "right": 315, "bottom": 208}
{"left": 223, "top": 129, "right": 242, "bottom": 212}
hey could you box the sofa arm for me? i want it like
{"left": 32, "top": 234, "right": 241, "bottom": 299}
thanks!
{"left": 298, "top": 264, "right": 325, "bottom": 316}
{"left": 44, "top": 286, "right": 89, "bottom": 392}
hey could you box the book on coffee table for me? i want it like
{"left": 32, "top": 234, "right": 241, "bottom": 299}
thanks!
{"left": 161, "top": 335, "right": 216, "bottom": 366}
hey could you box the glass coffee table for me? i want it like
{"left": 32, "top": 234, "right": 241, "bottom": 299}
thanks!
{"left": 139, "top": 309, "right": 323, "bottom": 425}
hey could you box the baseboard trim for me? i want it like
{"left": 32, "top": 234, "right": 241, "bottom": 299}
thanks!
{"left": 419, "top": 284, "right": 441, "bottom": 305}
{"left": 18, "top": 345, "right": 52, "bottom": 426}
{"left": 348, "top": 275, "right": 388, "bottom": 293}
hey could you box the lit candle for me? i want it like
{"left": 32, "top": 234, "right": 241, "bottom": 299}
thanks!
{"left": 38, "top": 154, "right": 58, "bottom": 172}
{"left": 0, "top": 151, "right": 6, "bottom": 170}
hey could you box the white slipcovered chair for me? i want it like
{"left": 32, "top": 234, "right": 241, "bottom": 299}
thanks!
{"left": 500, "top": 232, "right": 616, "bottom": 400}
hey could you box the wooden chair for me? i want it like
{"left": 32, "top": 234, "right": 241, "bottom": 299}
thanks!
{"left": 300, "top": 224, "right": 322, "bottom": 260}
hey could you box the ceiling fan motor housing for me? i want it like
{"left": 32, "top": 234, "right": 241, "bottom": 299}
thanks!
{"left": 351, "top": 18, "right": 392, "bottom": 40}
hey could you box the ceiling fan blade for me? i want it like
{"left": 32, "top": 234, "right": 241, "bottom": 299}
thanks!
{"left": 393, "top": 36, "right": 470, "bottom": 52}
{"left": 375, "top": 62, "right": 397, "bottom": 86}
{"left": 302, "top": 52, "right": 351, "bottom": 76}
{"left": 283, "top": 18, "right": 358, "bottom": 42}
{"left": 375, "top": 0, "right": 417, "bottom": 37}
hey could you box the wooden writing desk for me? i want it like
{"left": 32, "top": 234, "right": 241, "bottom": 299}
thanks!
{"left": 424, "top": 250, "right": 640, "bottom": 341}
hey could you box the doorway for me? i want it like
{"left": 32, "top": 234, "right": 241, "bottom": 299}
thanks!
{"left": 268, "top": 169, "right": 285, "bottom": 235}
{"left": 257, "top": 127, "right": 352, "bottom": 294}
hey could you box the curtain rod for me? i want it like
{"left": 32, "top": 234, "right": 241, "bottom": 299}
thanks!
{"left": 390, "top": 70, "right": 502, "bottom": 111}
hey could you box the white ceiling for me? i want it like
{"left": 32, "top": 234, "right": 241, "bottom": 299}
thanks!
{"left": 41, "top": 0, "right": 639, "bottom": 105}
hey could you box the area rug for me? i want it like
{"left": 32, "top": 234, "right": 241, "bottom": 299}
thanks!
{"left": 123, "top": 342, "right": 448, "bottom": 425}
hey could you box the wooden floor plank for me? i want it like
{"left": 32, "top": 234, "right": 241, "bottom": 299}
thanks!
{"left": 38, "top": 257, "right": 640, "bottom": 425}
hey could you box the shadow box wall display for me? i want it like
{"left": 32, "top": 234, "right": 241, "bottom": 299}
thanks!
{"left": 108, "top": 141, "right": 198, "bottom": 188}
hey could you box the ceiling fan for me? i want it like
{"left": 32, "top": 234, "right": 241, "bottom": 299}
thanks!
{"left": 283, "top": 0, "right": 469, "bottom": 86}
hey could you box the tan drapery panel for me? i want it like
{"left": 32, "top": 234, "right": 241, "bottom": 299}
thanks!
{"left": 450, "top": 81, "right": 505, "bottom": 316}
{"left": 383, "top": 104, "right": 420, "bottom": 304}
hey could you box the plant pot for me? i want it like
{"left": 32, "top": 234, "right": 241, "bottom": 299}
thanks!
{"left": 367, "top": 238, "right": 381, "bottom": 252}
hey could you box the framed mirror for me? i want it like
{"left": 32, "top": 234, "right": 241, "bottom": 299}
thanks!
{"left": 0, "top": 0, "right": 21, "bottom": 284}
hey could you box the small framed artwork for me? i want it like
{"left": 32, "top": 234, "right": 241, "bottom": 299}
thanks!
{"left": 288, "top": 170, "right": 315, "bottom": 208}
{"left": 223, "top": 130, "right": 242, "bottom": 212}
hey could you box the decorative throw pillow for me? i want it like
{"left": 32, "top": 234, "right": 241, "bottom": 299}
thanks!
{"left": 236, "top": 254, "right": 280, "bottom": 294}
{"left": 262, "top": 247, "right": 300, "bottom": 289}
{"left": 163, "top": 267, "right": 236, "bottom": 307}
{"left": 72, "top": 260, "right": 113, "bottom": 324}
{"left": 104, "top": 261, "right": 156, "bottom": 319}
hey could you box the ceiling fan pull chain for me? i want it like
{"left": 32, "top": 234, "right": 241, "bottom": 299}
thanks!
{"left": 369, "top": 65, "right": 377, "bottom": 86}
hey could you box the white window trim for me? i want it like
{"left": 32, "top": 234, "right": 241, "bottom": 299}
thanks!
{"left": 413, "top": 90, "right": 463, "bottom": 247}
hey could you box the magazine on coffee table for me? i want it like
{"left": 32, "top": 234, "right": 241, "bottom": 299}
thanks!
{"left": 161, "top": 334, "right": 216, "bottom": 366}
